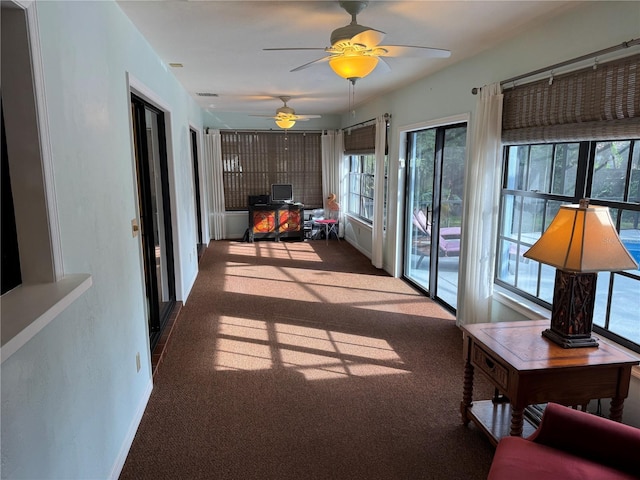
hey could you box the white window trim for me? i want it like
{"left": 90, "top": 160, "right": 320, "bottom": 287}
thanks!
{"left": 1, "top": 0, "right": 92, "bottom": 364}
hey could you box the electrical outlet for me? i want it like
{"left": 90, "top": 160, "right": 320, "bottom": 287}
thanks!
{"left": 136, "top": 352, "right": 141, "bottom": 372}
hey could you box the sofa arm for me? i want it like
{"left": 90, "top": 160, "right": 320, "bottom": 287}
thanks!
{"left": 528, "top": 402, "right": 640, "bottom": 477}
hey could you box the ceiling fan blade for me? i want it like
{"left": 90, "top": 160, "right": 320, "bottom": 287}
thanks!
{"left": 263, "top": 47, "right": 326, "bottom": 51}
{"left": 350, "top": 28, "right": 385, "bottom": 48}
{"left": 290, "top": 56, "right": 331, "bottom": 72}
{"left": 375, "top": 57, "right": 391, "bottom": 73}
{"left": 248, "top": 115, "right": 321, "bottom": 121}
{"left": 377, "top": 45, "right": 451, "bottom": 58}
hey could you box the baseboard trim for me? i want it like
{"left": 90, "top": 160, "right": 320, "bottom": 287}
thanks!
{"left": 344, "top": 237, "right": 372, "bottom": 261}
{"left": 108, "top": 378, "right": 153, "bottom": 480}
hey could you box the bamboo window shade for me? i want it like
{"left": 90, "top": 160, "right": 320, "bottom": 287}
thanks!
{"left": 220, "top": 131, "right": 323, "bottom": 210}
{"left": 502, "top": 54, "right": 640, "bottom": 144}
{"left": 344, "top": 124, "right": 377, "bottom": 155}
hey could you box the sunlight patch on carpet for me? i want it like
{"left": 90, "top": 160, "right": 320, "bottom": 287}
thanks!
{"left": 219, "top": 269, "right": 438, "bottom": 313}
{"left": 213, "top": 317, "right": 410, "bottom": 380}
{"left": 215, "top": 338, "right": 273, "bottom": 371}
{"left": 227, "top": 242, "right": 323, "bottom": 262}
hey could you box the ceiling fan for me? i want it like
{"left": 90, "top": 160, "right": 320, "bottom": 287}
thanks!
{"left": 250, "top": 96, "right": 321, "bottom": 129}
{"left": 264, "top": 0, "right": 451, "bottom": 84}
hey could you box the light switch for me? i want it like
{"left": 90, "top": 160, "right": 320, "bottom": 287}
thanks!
{"left": 131, "top": 218, "right": 139, "bottom": 237}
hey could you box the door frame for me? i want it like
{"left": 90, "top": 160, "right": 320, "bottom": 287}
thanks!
{"left": 189, "top": 126, "right": 207, "bottom": 250}
{"left": 126, "top": 73, "right": 181, "bottom": 346}
{"left": 397, "top": 113, "right": 470, "bottom": 306}
{"left": 394, "top": 114, "right": 470, "bottom": 278}
{"left": 131, "top": 93, "right": 176, "bottom": 341}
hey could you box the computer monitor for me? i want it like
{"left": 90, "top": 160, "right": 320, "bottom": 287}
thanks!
{"left": 271, "top": 184, "right": 293, "bottom": 203}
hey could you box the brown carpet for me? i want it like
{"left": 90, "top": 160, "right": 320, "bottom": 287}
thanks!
{"left": 120, "top": 240, "right": 495, "bottom": 480}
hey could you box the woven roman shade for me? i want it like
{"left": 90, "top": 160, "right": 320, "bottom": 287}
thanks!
{"left": 344, "top": 124, "right": 376, "bottom": 154}
{"left": 220, "top": 131, "right": 322, "bottom": 210}
{"left": 502, "top": 54, "right": 640, "bottom": 144}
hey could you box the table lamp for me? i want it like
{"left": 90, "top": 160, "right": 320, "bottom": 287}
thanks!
{"left": 523, "top": 199, "right": 638, "bottom": 348}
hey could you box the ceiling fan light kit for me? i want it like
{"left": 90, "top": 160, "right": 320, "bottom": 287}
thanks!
{"left": 249, "top": 96, "right": 321, "bottom": 130}
{"left": 275, "top": 117, "right": 296, "bottom": 129}
{"left": 264, "top": 0, "right": 451, "bottom": 85}
{"left": 329, "top": 52, "right": 379, "bottom": 83}
{"left": 257, "top": 1, "right": 452, "bottom": 119}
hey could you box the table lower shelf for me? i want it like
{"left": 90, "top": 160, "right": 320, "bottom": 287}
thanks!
{"left": 466, "top": 400, "right": 537, "bottom": 446}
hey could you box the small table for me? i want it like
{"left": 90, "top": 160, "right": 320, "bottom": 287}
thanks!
{"left": 460, "top": 320, "right": 639, "bottom": 446}
{"left": 313, "top": 218, "right": 339, "bottom": 244}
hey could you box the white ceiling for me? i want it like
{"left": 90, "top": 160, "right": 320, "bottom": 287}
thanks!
{"left": 117, "top": 0, "right": 579, "bottom": 118}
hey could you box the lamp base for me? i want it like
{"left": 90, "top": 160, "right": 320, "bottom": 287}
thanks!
{"left": 542, "top": 328, "right": 598, "bottom": 348}
{"left": 546, "top": 270, "right": 599, "bottom": 349}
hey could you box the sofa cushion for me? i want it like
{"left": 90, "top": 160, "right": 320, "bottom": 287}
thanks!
{"left": 487, "top": 436, "right": 637, "bottom": 480}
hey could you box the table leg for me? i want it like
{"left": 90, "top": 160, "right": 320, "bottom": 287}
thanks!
{"left": 609, "top": 397, "right": 625, "bottom": 422}
{"left": 510, "top": 405, "right": 525, "bottom": 436}
{"left": 461, "top": 360, "right": 474, "bottom": 425}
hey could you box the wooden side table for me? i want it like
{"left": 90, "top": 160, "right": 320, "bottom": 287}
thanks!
{"left": 460, "top": 320, "right": 639, "bottom": 446}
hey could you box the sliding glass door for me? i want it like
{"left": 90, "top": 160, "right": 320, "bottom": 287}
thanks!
{"left": 190, "top": 128, "right": 205, "bottom": 255}
{"left": 131, "top": 94, "right": 175, "bottom": 350}
{"left": 404, "top": 123, "right": 467, "bottom": 310}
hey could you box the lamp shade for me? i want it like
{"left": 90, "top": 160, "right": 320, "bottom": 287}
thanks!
{"left": 275, "top": 118, "right": 295, "bottom": 129}
{"left": 329, "top": 53, "right": 378, "bottom": 82}
{"left": 523, "top": 200, "right": 638, "bottom": 272}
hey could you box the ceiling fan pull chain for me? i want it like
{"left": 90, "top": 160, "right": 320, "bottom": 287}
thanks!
{"left": 347, "top": 80, "right": 355, "bottom": 118}
{"left": 351, "top": 80, "right": 357, "bottom": 117}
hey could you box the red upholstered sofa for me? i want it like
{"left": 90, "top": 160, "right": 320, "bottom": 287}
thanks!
{"left": 487, "top": 403, "right": 640, "bottom": 480}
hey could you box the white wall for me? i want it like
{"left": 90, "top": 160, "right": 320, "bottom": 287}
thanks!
{"left": 0, "top": 1, "right": 205, "bottom": 478}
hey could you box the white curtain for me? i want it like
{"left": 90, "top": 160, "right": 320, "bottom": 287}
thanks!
{"left": 456, "top": 83, "right": 503, "bottom": 326}
{"left": 203, "top": 130, "right": 226, "bottom": 240}
{"left": 371, "top": 115, "right": 387, "bottom": 268}
{"left": 322, "top": 130, "right": 344, "bottom": 235}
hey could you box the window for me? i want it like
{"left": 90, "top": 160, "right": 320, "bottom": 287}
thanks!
{"left": 348, "top": 154, "right": 376, "bottom": 222}
{"left": 220, "top": 131, "right": 322, "bottom": 210}
{"left": 344, "top": 121, "right": 388, "bottom": 226}
{"left": 496, "top": 139, "right": 640, "bottom": 352}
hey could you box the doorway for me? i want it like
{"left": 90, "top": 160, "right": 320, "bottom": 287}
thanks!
{"left": 404, "top": 122, "right": 467, "bottom": 311}
{"left": 190, "top": 128, "right": 205, "bottom": 258}
{"left": 130, "top": 93, "right": 176, "bottom": 350}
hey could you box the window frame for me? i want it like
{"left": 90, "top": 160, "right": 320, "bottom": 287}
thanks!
{"left": 496, "top": 138, "right": 640, "bottom": 353}
{"left": 347, "top": 154, "right": 376, "bottom": 223}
